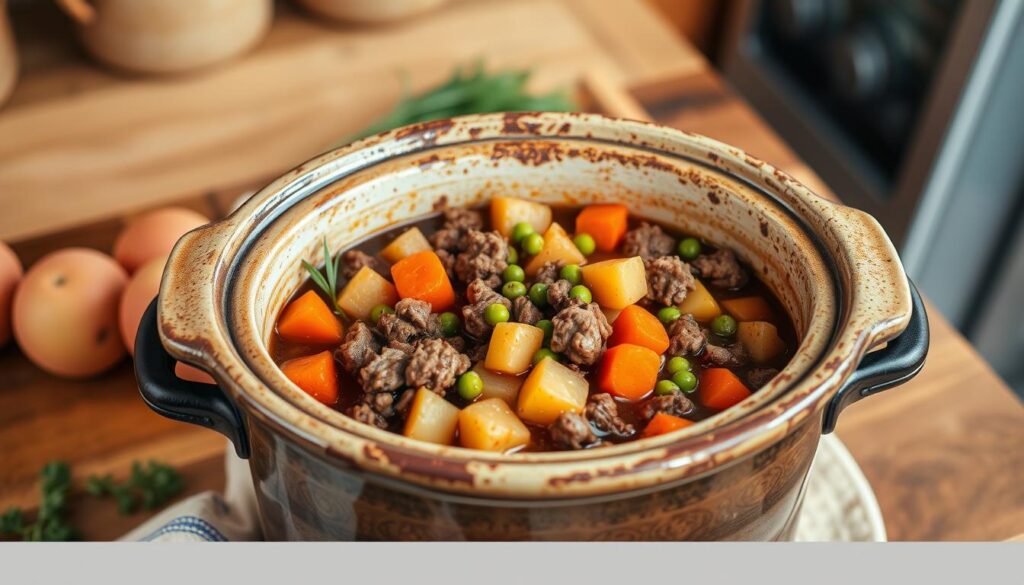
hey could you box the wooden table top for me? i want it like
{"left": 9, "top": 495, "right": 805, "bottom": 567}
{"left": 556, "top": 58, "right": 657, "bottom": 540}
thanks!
{"left": 1, "top": 0, "right": 1021, "bottom": 542}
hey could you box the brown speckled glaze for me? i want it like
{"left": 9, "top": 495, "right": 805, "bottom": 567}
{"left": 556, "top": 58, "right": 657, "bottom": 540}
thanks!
{"left": 156, "top": 113, "right": 913, "bottom": 540}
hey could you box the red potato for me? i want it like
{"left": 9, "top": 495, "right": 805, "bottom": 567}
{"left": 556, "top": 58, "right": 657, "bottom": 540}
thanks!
{"left": 13, "top": 248, "right": 128, "bottom": 378}
{"left": 113, "top": 207, "right": 209, "bottom": 273}
{"left": 0, "top": 241, "right": 23, "bottom": 348}
{"left": 118, "top": 256, "right": 166, "bottom": 355}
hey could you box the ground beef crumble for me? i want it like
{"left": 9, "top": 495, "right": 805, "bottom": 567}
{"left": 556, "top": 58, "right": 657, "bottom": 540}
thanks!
{"left": 622, "top": 222, "right": 675, "bottom": 260}
{"left": 512, "top": 296, "right": 543, "bottom": 325}
{"left": 461, "top": 279, "right": 511, "bottom": 338}
{"left": 692, "top": 248, "right": 748, "bottom": 289}
{"left": 358, "top": 346, "right": 410, "bottom": 393}
{"left": 550, "top": 412, "right": 598, "bottom": 450}
{"left": 668, "top": 314, "right": 705, "bottom": 356}
{"left": 586, "top": 393, "right": 634, "bottom": 438}
{"left": 747, "top": 368, "right": 779, "bottom": 389}
{"left": 340, "top": 250, "right": 387, "bottom": 280}
{"left": 645, "top": 255, "right": 695, "bottom": 306}
{"left": 640, "top": 393, "right": 695, "bottom": 421}
{"left": 377, "top": 298, "right": 440, "bottom": 345}
{"left": 404, "top": 338, "right": 471, "bottom": 393}
{"left": 336, "top": 321, "right": 381, "bottom": 373}
{"left": 550, "top": 303, "right": 612, "bottom": 366}
{"left": 702, "top": 342, "right": 749, "bottom": 367}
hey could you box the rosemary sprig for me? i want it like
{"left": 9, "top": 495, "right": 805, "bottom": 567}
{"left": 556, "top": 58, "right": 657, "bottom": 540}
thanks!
{"left": 303, "top": 237, "right": 343, "bottom": 315}
{"left": 351, "top": 61, "right": 577, "bottom": 140}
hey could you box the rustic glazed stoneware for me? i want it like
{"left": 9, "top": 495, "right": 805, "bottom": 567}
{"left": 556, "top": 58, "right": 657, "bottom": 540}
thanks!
{"left": 56, "top": 0, "right": 272, "bottom": 74}
{"left": 136, "top": 112, "right": 928, "bottom": 540}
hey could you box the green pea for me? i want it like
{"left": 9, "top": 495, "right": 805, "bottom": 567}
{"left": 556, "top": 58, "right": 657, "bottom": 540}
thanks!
{"left": 522, "top": 233, "right": 545, "bottom": 256}
{"left": 657, "top": 306, "right": 681, "bottom": 324}
{"left": 370, "top": 304, "right": 395, "bottom": 324}
{"left": 673, "top": 370, "right": 698, "bottom": 393}
{"left": 711, "top": 314, "right": 738, "bottom": 337}
{"left": 457, "top": 371, "right": 484, "bottom": 401}
{"left": 529, "top": 283, "right": 549, "bottom": 308}
{"left": 439, "top": 312, "right": 461, "bottom": 337}
{"left": 511, "top": 222, "right": 535, "bottom": 244}
{"left": 535, "top": 319, "right": 554, "bottom": 345}
{"left": 484, "top": 303, "right": 510, "bottom": 326}
{"left": 573, "top": 233, "right": 596, "bottom": 256}
{"left": 666, "top": 356, "right": 691, "bottom": 374}
{"left": 559, "top": 264, "right": 582, "bottom": 285}
{"left": 502, "top": 281, "right": 527, "bottom": 300}
{"left": 503, "top": 264, "right": 526, "bottom": 283}
{"left": 532, "top": 348, "right": 560, "bottom": 365}
{"left": 507, "top": 247, "right": 518, "bottom": 265}
{"left": 569, "top": 285, "right": 592, "bottom": 304}
{"left": 678, "top": 237, "right": 701, "bottom": 261}
{"left": 655, "top": 379, "right": 680, "bottom": 396}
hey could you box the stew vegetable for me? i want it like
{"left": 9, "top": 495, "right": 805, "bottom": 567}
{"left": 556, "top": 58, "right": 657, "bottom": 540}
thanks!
{"left": 269, "top": 198, "right": 794, "bottom": 453}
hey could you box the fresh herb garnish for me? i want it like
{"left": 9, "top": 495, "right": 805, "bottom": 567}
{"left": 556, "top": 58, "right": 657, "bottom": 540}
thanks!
{"left": 0, "top": 461, "right": 78, "bottom": 541}
{"left": 352, "top": 61, "right": 577, "bottom": 140}
{"left": 303, "top": 237, "right": 343, "bottom": 315}
{"left": 87, "top": 461, "right": 184, "bottom": 515}
{"left": 0, "top": 459, "right": 185, "bottom": 541}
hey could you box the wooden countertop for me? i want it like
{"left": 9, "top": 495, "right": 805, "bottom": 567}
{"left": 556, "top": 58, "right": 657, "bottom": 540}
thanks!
{"left": 1, "top": 0, "right": 1021, "bottom": 541}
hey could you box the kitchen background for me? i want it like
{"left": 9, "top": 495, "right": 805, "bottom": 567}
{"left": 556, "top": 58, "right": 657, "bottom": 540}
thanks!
{"left": 0, "top": 0, "right": 1021, "bottom": 542}
{"left": 661, "top": 0, "right": 1024, "bottom": 396}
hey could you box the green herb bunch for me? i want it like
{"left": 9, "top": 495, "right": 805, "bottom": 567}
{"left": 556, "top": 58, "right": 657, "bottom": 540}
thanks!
{"left": 86, "top": 460, "right": 184, "bottom": 515}
{"left": 353, "top": 61, "right": 577, "bottom": 140}
{"left": 0, "top": 462, "right": 77, "bottom": 541}
{"left": 0, "top": 459, "right": 184, "bottom": 542}
{"left": 303, "top": 237, "right": 343, "bottom": 315}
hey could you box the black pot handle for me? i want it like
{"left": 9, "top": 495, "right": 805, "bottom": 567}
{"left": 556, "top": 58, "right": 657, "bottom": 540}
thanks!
{"left": 822, "top": 280, "right": 929, "bottom": 433}
{"left": 134, "top": 298, "right": 250, "bottom": 458}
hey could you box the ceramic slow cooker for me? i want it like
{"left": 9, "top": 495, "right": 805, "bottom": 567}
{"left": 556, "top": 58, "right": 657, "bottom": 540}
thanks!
{"left": 135, "top": 112, "right": 928, "bottom": 540}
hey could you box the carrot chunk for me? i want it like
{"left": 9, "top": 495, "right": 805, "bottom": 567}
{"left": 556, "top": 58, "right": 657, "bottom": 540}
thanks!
{"left": 641, "top": 412, "right": 693, "bottom": 438}
{"left": 607, "top": 305, "right": 670, "bottom": 354}
{"left": 596, "top": 343, "right": 660, "bottom": 401}
{"left": 699, "top": 368, "right": 752, "bottom": 411}
{"left": 276, "top": 290, "right": 344, "bottom": 344}
{"left": 280, "top": 351, "right": 338, "bottom": 405}
{"left": 575, "top": 204, "right": 628, "bottom": 252}
{"left": 390, "top": 250, "right": 456, "bottom": 312}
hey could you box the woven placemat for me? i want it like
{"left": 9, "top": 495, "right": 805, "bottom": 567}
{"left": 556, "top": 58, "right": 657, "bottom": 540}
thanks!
{"left": 794, "top": 434, "right": 887, "bottom": 542}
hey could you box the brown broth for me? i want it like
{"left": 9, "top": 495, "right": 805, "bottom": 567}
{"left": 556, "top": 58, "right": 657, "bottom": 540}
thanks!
{"left": 269, "top": 205, "right": 797, "bottom": 451}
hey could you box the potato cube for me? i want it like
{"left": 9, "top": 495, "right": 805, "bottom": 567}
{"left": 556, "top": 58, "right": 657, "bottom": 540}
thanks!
{"left": 720, "top": 296, "right": 774, "bottom": 322}
{"left": 459, "top": 398, "right": 531, "bottom": 452}
{"left": 473, "top": 363, "right": 523, "bottom": 405}
{"left": 485, "top": 322, "right": 545, "bottom": 375}
{"left": 676, "top": 278, "right": 720, "bottom": 322}
{"left": 380, "top": 227, "right": 432, "bottom": 263}
{"left": 337, "top": 266, "right": 399, "bottom": 321}
{"left": 737, "top": 321, "right": 786, "bottom": 364}
{"left": 524, "top": 222, "right": 586, "bottom": 276}
{"left": 403, "top": 387, "right": 460, "bottom": 446}
{"left": 491, "top": 196, "right": 552, "bottom": 239}
{"left": 580, "top": 256, "right": 648, "bottom": 309}
{"left": 516, "top": 357, "right": 589, "bottom": 425}
{"left": 601, "top": 306, "right": 623, "bottom": 324}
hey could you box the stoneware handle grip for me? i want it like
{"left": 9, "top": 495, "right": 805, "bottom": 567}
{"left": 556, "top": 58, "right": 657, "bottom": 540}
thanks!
{"left": 135, "top": 298, "right": 250, "bottom": 458}
{"left": 821, "top": 280, "right": 929, "bottom": 433}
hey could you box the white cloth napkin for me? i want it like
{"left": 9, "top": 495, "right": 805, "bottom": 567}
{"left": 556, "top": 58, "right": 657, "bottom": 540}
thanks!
{"left": 119, "top": 445, "right": 261, "bottom": 542}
